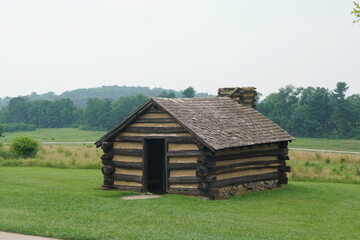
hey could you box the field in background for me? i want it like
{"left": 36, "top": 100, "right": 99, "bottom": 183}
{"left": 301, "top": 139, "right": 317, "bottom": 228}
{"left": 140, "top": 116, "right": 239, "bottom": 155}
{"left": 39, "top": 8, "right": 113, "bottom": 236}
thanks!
{"left": 289, "top": 138, "right": 360, "bottom": 152}
{"left": 289, "top": 150, "right": 360, "bottom": 184}
{"left": 0, "top": 167, "right": 359, "bottom": 240}
{"left": 0, "top": 144, "right": 102, "bottom": 169}
{"left": 1, "top": 128, "right": 106, "bottom": 143}
{"left": 1, "top": 128, "right": 360, "bottom": 152}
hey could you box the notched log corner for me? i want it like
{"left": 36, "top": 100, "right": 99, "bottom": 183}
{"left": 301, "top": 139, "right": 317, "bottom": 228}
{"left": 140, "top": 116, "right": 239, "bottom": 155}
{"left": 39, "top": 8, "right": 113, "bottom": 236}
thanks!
{"left": 102, "top": 165, "right": 115, "bottom": 175}
{"left": 101, "top": 152, "right": 114, "bottom": 161}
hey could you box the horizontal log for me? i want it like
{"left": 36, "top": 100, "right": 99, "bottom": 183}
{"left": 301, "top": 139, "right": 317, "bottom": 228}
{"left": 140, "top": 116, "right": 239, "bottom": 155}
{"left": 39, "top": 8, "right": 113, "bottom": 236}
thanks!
{"left": 197, "top": 152, "right": 215, "bottom": 164}
{"left": 115, "top": 136, "right": 197, "bottom": 143}
{"left": 214, "top": 163, "right": 281, "bottom": 175}
{"left": 113, "top": 174, "right": 143, "bottom": 183}
{"left": 206, "top": 175, "right": 217, "bottom": 183}
{"left": 146, "top": 108, "right": 165, "bottom": 113}
{"left": 169, "top": 176, "right": 202, "bottom": 184}
{"left": 102, "top": 160, "right": 143, "bottom": 169}
{"left": 278, "top": 176, "right": 288, "bottom": 184}
{"left": 278, "top": 165, "right": 291, "bottom": 173}
{"left": 101, "top": 142, "right": 114, "bottom": 150}
{"left": 196, "top": 165, "right": 209, "bottom": 178}
{"left": 113, "top": 149, "right": 143, "bottom": 156}
{"left": 167, "top": 150, "right": 201, "bottom": 157}
{"left": 103, "top": 176, "right": 114, "bottom": 186}
{"left": 116, "top": 136, "right": 143, "bottom": 142}
{"left": 126, "top": 127, "right": 188, "bottom": 133}
{"left": 101, "top": 152, "right": 114, "bottom": 161}
{"left": 102, "top": 165, "right": 115, "bottom": 175}
{"left": 113, "top": 184, "right": 143, "bottom": 192}
{"left": 168, "top": 163, "right": 198, "bottom": 170}
{"left": 166, "top": 137, "right": 197, "bottom": 144}
{"left": 279, "top": 141, "right": 288, "bottom": 148}
{"left": 215, "top": 160, "right": 281, "bottom": 172}
{"left": 213, "top": 171, "right": 280, "bottom": 188}
{"left": 197, "top": 182, "right": 208, "bottom": 191}
{"left": 278, "top": 155, "right": 290, "bottom": 160}
{"left": 136, "top": 118, "right": 176, "bottom": 123}
{"left": 101, "top": 184, "right": 117, "bottom": 190}
{"left": 214, "top": 149, "right": 287, "bottom": 161}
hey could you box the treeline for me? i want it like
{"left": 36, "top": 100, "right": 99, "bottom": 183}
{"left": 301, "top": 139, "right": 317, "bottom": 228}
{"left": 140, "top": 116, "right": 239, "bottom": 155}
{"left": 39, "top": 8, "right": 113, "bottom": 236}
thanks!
{"left": 257, "top": 82, "right": 360, "bottom": 139}
{"left": 0, "top": 86, "right": 197, "bottom": 132}
{"left": 0, "top": 94, "right": 149, "bottom": 131}
{"left": 0, "top": 85, "right": 212, "bottom": 109}
{"left": 1, "top": 83, "right": 359, "bottom": 139}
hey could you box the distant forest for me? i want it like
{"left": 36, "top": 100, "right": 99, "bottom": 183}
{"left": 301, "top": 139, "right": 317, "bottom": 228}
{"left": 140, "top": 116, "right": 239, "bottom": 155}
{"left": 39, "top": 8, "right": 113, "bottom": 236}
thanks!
{"left": 257, "top": 82, "right": 359, "bottom": 139}
{"left": 0, "top": 85, "right": 212, "bottom": 109}
{"left": 0, "top": 83, "right": 359, "bottom": 139}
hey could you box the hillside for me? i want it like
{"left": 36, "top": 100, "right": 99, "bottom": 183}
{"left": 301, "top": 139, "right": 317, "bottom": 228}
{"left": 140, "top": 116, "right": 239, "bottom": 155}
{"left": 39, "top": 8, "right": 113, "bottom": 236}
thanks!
{"left": 0, "top": 85, "right": 213, "bottom": 108}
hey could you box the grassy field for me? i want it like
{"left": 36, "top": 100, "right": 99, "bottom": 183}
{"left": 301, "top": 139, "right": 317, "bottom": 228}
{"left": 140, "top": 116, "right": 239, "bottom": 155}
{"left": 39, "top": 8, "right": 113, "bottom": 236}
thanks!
{"left": 1, "top": 145, "right": 359, "bottom": 184}
{"left": 289, "top": 138, "right": 360, "bottom": 152}
{"left": 1, "top": 128, "right": 106, "bottom": 143}
{"left": 0, "top": 167, "right": 359, "bottom": 240}
{"left": 0, "top": 144, "right": 103, "bottom": 169}
{"left": 289, "top": 150, "right": 360, "bottom": 184}
{"left": 2, "top": 128, "right": 360, "bottom": 152}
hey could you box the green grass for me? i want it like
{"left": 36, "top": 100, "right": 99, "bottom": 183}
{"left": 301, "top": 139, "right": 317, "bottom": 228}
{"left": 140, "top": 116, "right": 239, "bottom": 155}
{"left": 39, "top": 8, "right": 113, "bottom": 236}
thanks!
{"left": 1, "top": 128, "right": 106, "bottom": 143}
{"left": 288, "top": 150, "right": 360, "bottom": 184}
{"left": 2, "top": 129, "right": 359, "bottom": 152}
{"left": 289, "top": 138, "right": 360, "bottom": 152}
{"left": 0, "top": 167, "right": 359, "bottom": 240}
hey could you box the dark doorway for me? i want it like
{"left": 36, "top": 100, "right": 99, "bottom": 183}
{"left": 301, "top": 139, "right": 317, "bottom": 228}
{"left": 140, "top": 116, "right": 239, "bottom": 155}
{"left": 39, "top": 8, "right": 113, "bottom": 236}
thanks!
{"left": 144, "top": 139, "right": 166, "bottom": 194}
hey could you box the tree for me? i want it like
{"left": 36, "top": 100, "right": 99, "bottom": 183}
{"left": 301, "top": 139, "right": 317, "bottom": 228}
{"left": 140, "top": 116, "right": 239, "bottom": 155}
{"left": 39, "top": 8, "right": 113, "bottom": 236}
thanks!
{"left": 83, "top": 98, "right": 113, "bottom": 130}
{"left": 182, "top": 87, "right": 196, "bottom": 98}
{"left": 352, "top": 2, "right": 360, "bottom": 24}
{"left": 0, "top": 124, "right": 3, "bottom": 137}
{"left": 329, "top": 82, "right": 350, "bottom": 138}
{"left": 112, "top": 94, "right": 149, "bottom": 126}
{"left": 158, "top": 91, "right": 175, "bottom": 98}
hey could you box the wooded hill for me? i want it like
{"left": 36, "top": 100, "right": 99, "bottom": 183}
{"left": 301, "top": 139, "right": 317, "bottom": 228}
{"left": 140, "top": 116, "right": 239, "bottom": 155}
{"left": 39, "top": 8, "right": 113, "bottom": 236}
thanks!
{"left": 0, "top": 85, "right": 212, "bottom": 109}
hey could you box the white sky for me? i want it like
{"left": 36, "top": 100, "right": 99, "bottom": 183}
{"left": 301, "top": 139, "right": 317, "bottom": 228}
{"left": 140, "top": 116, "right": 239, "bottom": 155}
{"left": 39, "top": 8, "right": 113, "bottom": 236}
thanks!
{"left": 0, "top": 0, "right": 359, "bottom": 98}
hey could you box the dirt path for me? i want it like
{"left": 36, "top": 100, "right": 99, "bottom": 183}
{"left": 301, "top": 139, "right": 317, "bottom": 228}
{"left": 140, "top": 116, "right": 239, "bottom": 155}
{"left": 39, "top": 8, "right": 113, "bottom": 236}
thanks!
{"left": 290, "top": 148, "right": 360, "bottom": 154}
{"left": 0, "top": 232, "right": 62, "bottom": 240}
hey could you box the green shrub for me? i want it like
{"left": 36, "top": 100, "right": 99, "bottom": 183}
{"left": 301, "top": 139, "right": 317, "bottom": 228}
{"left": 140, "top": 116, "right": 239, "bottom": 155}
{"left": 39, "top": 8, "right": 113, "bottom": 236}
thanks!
{"left": 9, "top": 136, "right": 40, "bottom": 158}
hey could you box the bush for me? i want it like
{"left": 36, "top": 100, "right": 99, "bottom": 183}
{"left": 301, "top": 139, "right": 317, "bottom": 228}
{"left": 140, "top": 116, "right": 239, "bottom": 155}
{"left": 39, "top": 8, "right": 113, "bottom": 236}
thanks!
{"left": 10, "top": 136, "right": 40, "bottom": 158}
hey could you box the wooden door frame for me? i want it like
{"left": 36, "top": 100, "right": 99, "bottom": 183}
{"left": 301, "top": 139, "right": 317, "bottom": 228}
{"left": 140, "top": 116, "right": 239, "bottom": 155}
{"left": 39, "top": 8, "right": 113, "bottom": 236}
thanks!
{"left": 142, "top": 138, "right": 168, "bottom": 193}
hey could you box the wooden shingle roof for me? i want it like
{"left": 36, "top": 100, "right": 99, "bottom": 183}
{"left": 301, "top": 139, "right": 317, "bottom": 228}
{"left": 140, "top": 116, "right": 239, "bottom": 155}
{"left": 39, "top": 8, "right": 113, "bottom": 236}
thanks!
{"left": 152, "top": 97, "right": 294, "bottom": 150}
{"left": 95, "top": 97, "right": 294, "bottom": 151}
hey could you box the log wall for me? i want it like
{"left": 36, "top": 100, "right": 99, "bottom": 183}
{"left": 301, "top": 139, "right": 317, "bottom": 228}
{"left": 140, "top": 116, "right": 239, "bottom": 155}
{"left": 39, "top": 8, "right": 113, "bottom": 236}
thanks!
{"left": 100, "top": 105, "right": 201, "bottom": 193}
{"left": 193, "top": 142, "right": 290, "bottom": 198}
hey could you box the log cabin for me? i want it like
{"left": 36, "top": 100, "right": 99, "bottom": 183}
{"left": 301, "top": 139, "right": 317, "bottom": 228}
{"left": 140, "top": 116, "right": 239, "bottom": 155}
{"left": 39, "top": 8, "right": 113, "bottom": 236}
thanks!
{"left": 95, "top": 87, "right": 294, "bottom": 199}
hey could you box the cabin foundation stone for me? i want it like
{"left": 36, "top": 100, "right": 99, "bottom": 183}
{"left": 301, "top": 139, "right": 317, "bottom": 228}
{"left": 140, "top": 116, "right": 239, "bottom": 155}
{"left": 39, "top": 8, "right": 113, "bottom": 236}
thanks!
{"left": 215, "top": 180, "right": 279, "bottom": 199}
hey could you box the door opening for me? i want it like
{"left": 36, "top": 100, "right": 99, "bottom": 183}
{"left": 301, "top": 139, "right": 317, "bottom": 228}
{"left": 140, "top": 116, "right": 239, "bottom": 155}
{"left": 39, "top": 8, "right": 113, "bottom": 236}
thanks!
{"left": 144, "top": 139, "right": 166, "bottom": 194}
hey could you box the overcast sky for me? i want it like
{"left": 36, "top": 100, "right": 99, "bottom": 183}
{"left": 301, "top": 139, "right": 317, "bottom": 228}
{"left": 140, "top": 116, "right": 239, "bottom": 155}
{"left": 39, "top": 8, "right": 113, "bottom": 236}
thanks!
{"left": 1, "top": 0, "right": 359, "bottom": 98}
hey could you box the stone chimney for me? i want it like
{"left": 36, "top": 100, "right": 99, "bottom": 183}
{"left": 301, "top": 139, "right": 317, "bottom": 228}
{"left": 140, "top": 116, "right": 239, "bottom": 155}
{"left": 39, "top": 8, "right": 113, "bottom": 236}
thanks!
{"left": 217, "top": 87, "right": 257, "bottom": 108}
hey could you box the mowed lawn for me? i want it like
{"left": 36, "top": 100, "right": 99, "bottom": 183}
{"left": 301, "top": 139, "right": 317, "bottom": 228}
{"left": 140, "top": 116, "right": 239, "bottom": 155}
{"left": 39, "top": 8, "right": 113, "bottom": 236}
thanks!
{"left": 0, "top": 167, "right": 359, "bottom": 240}
{"left": 289, "top": 138, "right": 360, "bottom": 152}
{"left": 1, "top": 128, "right": 106, "bottom": 143}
